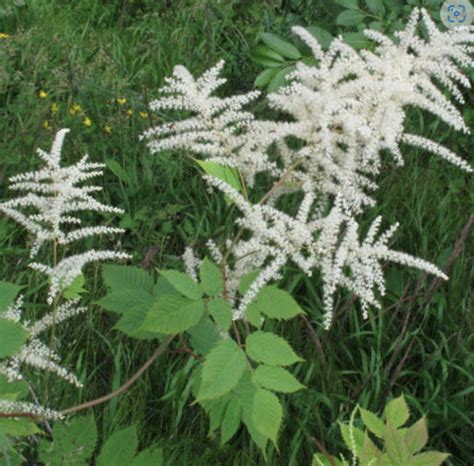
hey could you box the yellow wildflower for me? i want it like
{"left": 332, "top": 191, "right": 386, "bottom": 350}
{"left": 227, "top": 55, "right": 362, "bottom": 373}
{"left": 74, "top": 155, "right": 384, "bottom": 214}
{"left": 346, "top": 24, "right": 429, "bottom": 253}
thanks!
{"left": 83, "top": 117, "right": 92, "bottom": 127}
{"left": 0, "top": 33, "right": 11, "bottom": 39}
{"left": 51, "top": 102, "right": 58, "bottom": 114}
{"left": 127, "top": 109, "right": 133, "bottom": 116}
{"left": 139, "top": 112, "right": 149, "bottom": 119}
{"left": 38, "top": 90, "right": 48, "bottom": 99}
{"left": 117, "top": 97, "right": 127, "bottom": 105}
{"left": 69, "top": 103, "right": 82, "bottom": 115}
{"left": 104, "top": 125, "right": 112, "bottom": 134}
{"left": 43, "top": 120, "right": 49, "bottom": 129}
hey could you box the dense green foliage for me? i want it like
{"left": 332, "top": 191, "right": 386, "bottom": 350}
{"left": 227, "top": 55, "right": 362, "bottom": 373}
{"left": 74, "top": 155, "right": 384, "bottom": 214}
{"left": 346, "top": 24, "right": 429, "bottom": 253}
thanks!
{"left": 0, "top": 0, "right": 472, "bottom": 464}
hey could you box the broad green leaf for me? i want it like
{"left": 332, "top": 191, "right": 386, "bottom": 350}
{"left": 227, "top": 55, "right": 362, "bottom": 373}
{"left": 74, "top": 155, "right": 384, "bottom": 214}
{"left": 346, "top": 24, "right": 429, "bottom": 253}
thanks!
{"left": 335, "top": 0, "right": 359, "bottom": 8}
{"left": 385, "top": 395, "right": 410, "bottom": 428}
{"left": 250, "top": 46, "right": 285, "bottom": 67}
{"left": 103, "top": 264, "right": 154, "bottom": 293}
{"left": 342, "top": 32, "right": 371, "bottom": 49}
{"left": 207, "top": 395, "right": 230, "bottom": 432}
{"left": 253, "top": 365, "right": 304, "bottom": 393}
{"left": 339, "top": 422, "right": 365, "bottom": 455}
{"left": 0, "top": 418, "right": 40, "bottom": 436}
{"left": 0, "top": 281, "right": 21, "bottom": 314}
{"left": 384, "top": 422, "right": 410, "bottom": 465}
{"left": 196, "top": 160, "right": 242, "bottom": 194}
{"left": 97, "top": 426, "right": 138, "bottom": 466}
{"left": 255, "top": 68, "right": 278, "bottom": 87}
{"left": 0, "top": 319, "right": 28, "bottom": 358}
{"left": 246, "top": 331, "right": 303, "bottom": 366}
{"left": 245, "top": 302, "right": 263, "bottom": 328}
{"left": 221, "top": 400, "right": 242, "bottom": 444}
{"left": 153, "top": 275, "right": 180, "bottom": 297}
{"left": 62, "top": 273, "right": 86, "bottom": 300}
{"left": 208, "top": 298, "right": 232, "bottom": 331}
{"left": 114, "top": 305, "right": 161, "bottom": 339}
{"left": 158, "top": 270, "right": 202, "bottom": 300}
{"left": 410, "top": 452, "right": 450, "bottom": 466}
{"left": 96, "top": 289, "right": 155, "bottom": 315}
{"left": 366, "top": 0, "right": 385, "bottom": 16}
{"left": 199, "top": 258, "right": 223, "bottom": 296}
{"left": 238, "top": 270, "right": 259, "bottom": 295}
{"left": 130, "top": 446, "right": 164, "bottom": 466}
{"left": 306, "top": 26, "right": 333, "bottom": 49}
{"left": 268, "top": 66, "right": 295, "bottom": 93}
{"left": 360, "top": 407, "right": 385, "bottom": 438}
{"left": 188, "top": 316, "right": 221, "bottom": 356}
{"left": 0, "top": 375, "right": 28, "bottom": 401}
{"left": 337, "top": 10, "right": 366, "bottom": 26}
{"left": 252, "top": 286, "right": 304, "bottom": 320}
{"left": 141, "top": 295, "right": 204, "bottom": 335}
{"left": 106, "top": 159, "right": 129, "bottom": 184}
{"left": 261, "top": 33, "right": 301, "bottom": 60}
{"left": 358, "top": 432, "right": 383, "bottom": 464}
{"left": 405, "top": 417, "right": 428, "bottom": 454}
{"left": 252, "top": 388, "right": 282, "bottom": 446}
{"left": 198, "top": 339, "right": 247, "bottom": 400}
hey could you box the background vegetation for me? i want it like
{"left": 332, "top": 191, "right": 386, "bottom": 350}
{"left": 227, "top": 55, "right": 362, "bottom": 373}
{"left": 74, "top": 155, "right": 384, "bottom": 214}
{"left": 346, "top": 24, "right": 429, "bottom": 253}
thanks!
{"left": 0, "top": 0, "right": 472, "bottom": 464}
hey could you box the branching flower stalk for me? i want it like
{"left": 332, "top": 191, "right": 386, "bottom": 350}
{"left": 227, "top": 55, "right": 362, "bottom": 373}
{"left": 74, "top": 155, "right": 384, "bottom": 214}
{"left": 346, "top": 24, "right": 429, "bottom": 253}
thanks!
{"left": 143, "top": 8, "right": 472, "bottom": 330}
{"left": 0, "top": 128, "right": 130, "bottom": 418}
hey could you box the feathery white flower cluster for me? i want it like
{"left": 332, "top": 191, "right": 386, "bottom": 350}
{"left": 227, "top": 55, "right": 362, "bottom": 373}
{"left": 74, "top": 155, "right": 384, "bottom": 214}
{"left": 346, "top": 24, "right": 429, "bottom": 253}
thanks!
{"left": 143, "top": 9, "right": 472, "bottom": 329}
{"left": 0, "top": 128, "right": 131, "bottom": 303}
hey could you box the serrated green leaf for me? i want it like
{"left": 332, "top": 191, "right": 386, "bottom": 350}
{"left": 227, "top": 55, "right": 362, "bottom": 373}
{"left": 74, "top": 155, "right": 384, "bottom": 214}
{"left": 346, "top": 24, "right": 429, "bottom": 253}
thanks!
{"left": 0, "top": 281, "right": 21, "bottom": 314}
{"left": 62, "top": 273, "right": 86, "bottom": 300}
{"left": 385, "top": 394, "right": 410, "bottom": 428}
{"left": 97, "top": 425, "right": 138, "bottom": 466}
{"left": 0, "top": 319, "right": 28, "bottom": 358}
{"left": 199, "top": 258, "right": 223, "bottom": 296}
{"left": 252, "top": 388, "right": 282, "bottom": 446}
{"left": 253, "top": 365, "right": 304, "bottom": 393}
{"left": 255, "top": 68, "right": 278, "bottom": 87}
{"left": 335, "top": 0, "right": 359, "bottom": 8}
{"left": 405, "top": 417, "right": 428, "bottom": 454}
{"left": 337, "top": 9, "right": 365, "bottom": 25}
{"left": 96, "top": 289, "right": 154, "bottom": 315}
{"left": 261, "top": 33, "right": 301, "bottom": 60}
{"left": 246, "top": 331, "right": 303, "bottom": 366}
{"left": 252, "top": 286, "right": 304, "bottom": 320}
{"left": 384, "top": 422, "right": 410, "bottom": 465}
{"left": 141, "top": 295, "right": 204, "bottom": 335}
{"left": 339, "top": 422, "right": 365, "bottom": 455}
{"left": 196, "top": 161, "right": 242, "bottom": 198}
{"left": 207, "top": 395, "right": 230, "bottom": 432}
{"left": 221, "top": 400, "right": 242, "bottom": 444}
{"left": 198, "top": 339, "right": 247, "bottom": 400}
{"left": 208, "top": 298, "right": 232, "bottom": 331}
{"left": 359, "top": 432, "right": 383, "bottom": 464}
{"left": 0, "top": 418, "right": 40, "bottom": 436}
{"left": 245, "top": 302, "right": 263, "bottom": 328}
{"left": 158, "top": 270, "right": 202, "bottom": 300}
{"left": 188, "top": 316, "right": 221, "bottom": 356}
{"left": 130, "top": 446, "right": 164, "bottom": 466}
{"left": 239, "top": 270, "right": 259, "bottom": 295}
{"left": 103, "top": 265, "right": 154, "bottom": 293}
{"left": 410, "top": 451, "right": 450, "bottom": 466}
{"left": 360, "top": 407, "right": 385, "bottom": 438}
{"left": 114, "top": 305, "right": 161, "bottom": 339}
{"left": 0, "top": 375, "right": 28, "bottom": 401}
{"left": 153, "top": 275, "right": 180, "bottom": 297}
{"left": 306, "top": 26, "right": 333, "bottom": 49}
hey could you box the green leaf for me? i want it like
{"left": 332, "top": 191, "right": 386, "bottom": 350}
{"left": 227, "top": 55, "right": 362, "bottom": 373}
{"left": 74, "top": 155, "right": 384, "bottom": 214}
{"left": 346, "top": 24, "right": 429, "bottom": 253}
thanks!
{"left": 252, "top": 388, "right": 283, "bottom": 446}
{"left": 114, "top": 305, "right": 160, "bottom": 339}
{"left": 365, "top": 0, "right": 385, "bottom": 16}
{"left": 410, "top": 452, "right": 450, "bottom": 466}
{"left": 337, "top": 9, "right": 366, "bottom": 26}
{"left": 359, "top": 432, "right": 383, "bottom": 464}
{"left": 196, "top": 160, "right": 242, "bottom": 195}
{"left": 339, "top": 422, "right": 365, "bottom": 455}
{"left": 221, "top": 400, "right": 242, "bottom": 445}
{"left": 246, "top": 331, "right": 303, "bottom": 366}
{"left": 62, "top": 273, "right": 86, "bottom": 300}
{"left": 103, "top": 265, "right": 154, "bottom": 293}
{"left": 255, "top": 68, "right": 278, "bottom": 87}
{"left": 384, "top": 422, "right": 410, "bottom": 465}
{"left": 153, "top": 275, "right": 180, "bottom": 297}
{"left": 342, "top": 31, "right": 371, "bottom": 49}
{"left": 0, "top": 319, "right": 28, "bottom": 358}
{"left": 360, "top": 407, "right": 385, "bottom": 438}
{"left": 250, "top": 45, "right": 286, "bottom": 67}
{"left": 0, "top": 281, "right": 21, "bottom": 314}
{"left": 245, "top": 302, "right": 263, "bottom": 328}
{"left": 267, "top": 66, "right": 295, "bottom": 93}
{"left": 251, "top": 286, "right": 304, "bottom": 320}
{"left": 106, "top": 159, "right": 129, "bottom": 184}
{"left": 239, "top": 270, "right": 259, "bottom": 295}
{"left": 158, "top": 270, "right": 203, "bottom": 300}
{"left": 0, "top": 418, "right": 40, "bottom": 436}
{"left": 198, "top": 339, "right": 247, "bottom": 400}
{"left": 335, "top": 0, "right": 359, "bottom": 8}
{"left": 0, "top": 375, "right": 28, "bottom": 401}
{"left": 253, "top": 365, "right": 304, "bottom": 393}
{"left": 405, "top": 417, "right": 428, "bottom": 454}
{"left": 261, "top": 33, "right": 301, "bottom": 60}
{"left": 130, "top": 446, "right": 164, "bottom": 466}
{"left": 306, "top": 26, "right": 333, "bottom": 49}
{"left": 385, "top": 394, "right": 410, "bottom": 428}
{"left": 188, "top": 316, "right": 221, "bottom": 356}
{"left": 141, "top": 295, "right": 204, "bottom": 335}
{"left": 97, "top": 426, "right": 138, "bottom": 466}
{"left": 96, "top": 289, "right": 155, "bottom": 315}
{"left": 208, "top": 298, "right": 232, "bottom": 331}
{"left": 199, "top": 258, "right": 223, "bottom": 296}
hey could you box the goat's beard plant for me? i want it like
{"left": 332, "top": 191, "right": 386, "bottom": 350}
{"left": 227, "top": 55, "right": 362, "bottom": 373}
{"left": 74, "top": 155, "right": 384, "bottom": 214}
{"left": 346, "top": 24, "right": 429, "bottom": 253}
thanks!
{"left": 0, "top": 129, "right": 129, "bottom": 419}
